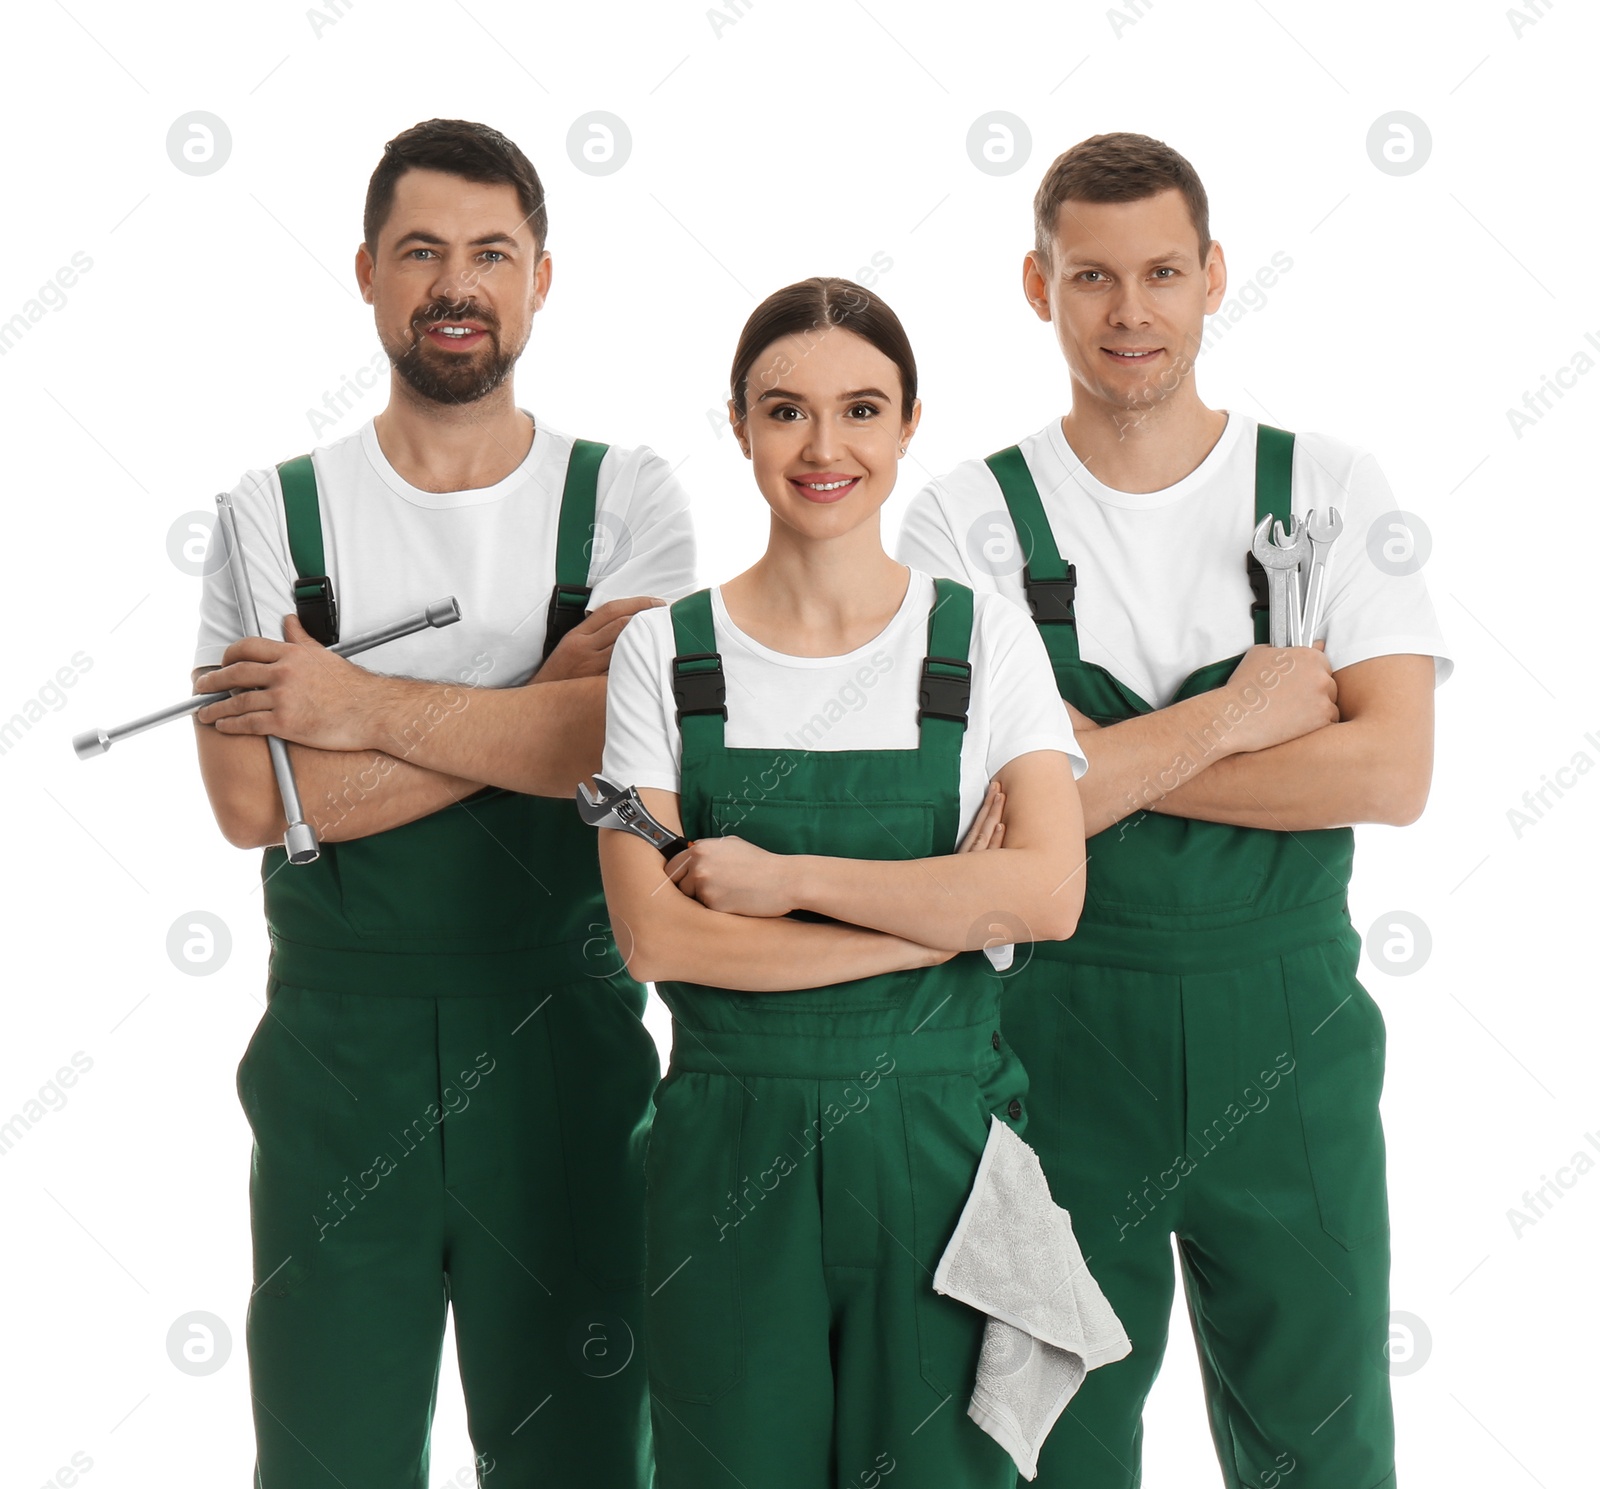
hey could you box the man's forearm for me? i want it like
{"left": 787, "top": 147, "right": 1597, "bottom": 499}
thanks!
{"left": 1071, "top": 690, "right": 1252, "bottom": 836}
{"left": 290, "top": 743, "right": 486, "bottom": 841}
{"left": 1147, "top": 718, "right": 1423, "bottom": 830}
{"left": 197, "top": 727, "right": 486, "bottom": 848}
{"left": 358, "top": 673, "right": 607, "bottom": 797}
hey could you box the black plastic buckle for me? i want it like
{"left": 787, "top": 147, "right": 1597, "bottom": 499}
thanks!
{"left": 918, "top": 655, "right": 972, "bottom": 726}
{"left": 542, "top": 582, "right": 593, "bottom": 662}
{"left": 1245, "top": 551, "right": 1270, "bottom": 616}
{"left": 671, "top": 652, "right": 728, "bottom": 725}
{"left": 1024, "top": 562, "right": 1077, "bottom": 625}
{"left": 292, "top": 575, "right": 339, "bottom": 646}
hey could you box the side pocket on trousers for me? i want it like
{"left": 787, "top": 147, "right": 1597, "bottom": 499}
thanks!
{"left": 1281, "top": 934, "right": 1390, "bottom": 1251}
{"left": 238, "top": 984, "right": 326, "bottom": 1298}
{"left": 546, "top": 975, "right": 662, "bottom": 1292}
{"left": 902, "top": 1075, "right": 991, "bottom": 1399}
{"left": 643, "top": 1073, "right": 746, "bottom": 1403}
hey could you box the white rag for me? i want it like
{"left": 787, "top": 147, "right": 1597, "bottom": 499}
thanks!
{"left": 932, "top": 1115, "right": 1133, "bottom": 1480}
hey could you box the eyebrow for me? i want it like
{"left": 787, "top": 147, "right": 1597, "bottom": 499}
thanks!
{"left": 755, "top": 386, "right": 892, "bottom": 404}
{"left": 391, "top": 230, "right": 521, "bottom": 250}
{"left": 1062, "top": 249, "right": 1191, "bottom": 270}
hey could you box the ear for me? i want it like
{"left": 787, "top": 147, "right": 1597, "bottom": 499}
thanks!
{"left": 1021, "top": 249, "right": 1053, "bottom": 321}
{"left": 1204, "top": 239, "right": 1228, "bottom": 314}
{"left": 727, "top": 401, "right": 751, "bottom": 459}
{"left": 901, "top": 395, "right": 923, "bottom": 451}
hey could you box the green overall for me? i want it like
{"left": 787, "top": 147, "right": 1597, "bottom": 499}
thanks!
{"left": 645, "top": 579, "right": 1026, "bottom": 1487}
{"left": 983, "top": 425, "right": 1394, "bottom": 1489}
{"left": 236, "top": 440, "right": 660, "bottom": 1489}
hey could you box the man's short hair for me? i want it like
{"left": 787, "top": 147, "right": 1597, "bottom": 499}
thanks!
{"left": 1033, "top": 132, "right": 1210, "bottom": 267}
{"left": 364, "top": 118, "right": 548, "bottom": 255}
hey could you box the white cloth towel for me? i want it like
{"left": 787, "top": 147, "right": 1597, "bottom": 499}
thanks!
{"left": 933, "top": 1115, "right": 1133, "bottom": 1480}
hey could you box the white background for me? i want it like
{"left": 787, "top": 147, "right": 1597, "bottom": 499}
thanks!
{"left": 1, "top": 2, "right": 1594, "bottom": 1485}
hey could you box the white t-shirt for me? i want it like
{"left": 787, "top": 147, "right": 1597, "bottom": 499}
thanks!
{"left": 894, "top": 411, "right": 1453, "bottom": 710}
{"left": 195, "top": 414, "right": 698, "bottom": 686}
{"left": 600, "top": 567, "right": 1087, "bottom": 851}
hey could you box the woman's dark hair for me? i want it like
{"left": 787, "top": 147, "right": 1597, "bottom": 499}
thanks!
{"left": 363, "top": 118, "right": 548, "bottom": 254}
{"left": 729, "top": 277, "right": 917, "bottom": 423}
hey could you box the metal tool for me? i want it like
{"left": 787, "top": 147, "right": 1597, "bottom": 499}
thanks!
{"left": 214, "top": 493, "right": 319, "bottom": 864}
{"left": 1271, "top": 515, "right": 1312, "bottom": 647}
{"left": 1299, "top": 506, "right": 1344, "bottom": 645}
{"left": 1250, "top": 515, "right": 1301, "bottom": 648}
{"left": 577, "top": 773, "right": 1015, "bottom": 970}
{"left": 576, "top": 774, "right": 691, "bottom": 861}
{"left": 73, "top": 598, "right": 462, "bottom": 760}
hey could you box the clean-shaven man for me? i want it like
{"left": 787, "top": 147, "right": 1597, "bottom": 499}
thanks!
{"left": 896, "top": 131, "right": 1450, "bottom": 1489}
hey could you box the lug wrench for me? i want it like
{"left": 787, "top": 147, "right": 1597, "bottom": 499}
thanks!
{"left": 215, "top": 493, "right": 319, "bottom": 863}
{"left": 73, "top": 597, "right": 461, "bottom": 760}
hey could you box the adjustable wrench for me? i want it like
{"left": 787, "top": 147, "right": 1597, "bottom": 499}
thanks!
{"left": 576, "top": 774, "right": 691, "bottom": 861}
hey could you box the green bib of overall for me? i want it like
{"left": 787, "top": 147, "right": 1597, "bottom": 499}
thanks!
{"left": 980, "top": 424, "right": 1396, "bottom": 1489}
{"left": 642, "top": 578, "right": 1023, "bottom": 1488}
{"left": 234, "top": 438, "right": 658, "bottom": 1489}
{"left": 262, "top": 438, "right": 623, "bottom": 995}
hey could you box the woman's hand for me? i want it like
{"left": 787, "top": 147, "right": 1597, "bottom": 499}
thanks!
{"left": 663, "top": 834, "right": 799, "bottom": 918}
{"left": 958, "top": 778, "right": 1006, "bottom": 853}
{"left": 664, "top": 778, "right": 1011, "bottom": 963}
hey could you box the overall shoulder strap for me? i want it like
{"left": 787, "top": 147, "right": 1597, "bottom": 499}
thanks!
{"left": 275, "top": 454, "right": 339, "bottom": 645}
{"left": 543, "top": 438, "right": 609, "bottom": 663}
{"left": 1247, "top": 423, "right": 1295, "bottom": 645}
{"left": 920, "top": 577, "right": 973, "bottom": 852}
{"left": 668, "top": 588, "right": 726, "bottom": 758}
{"left": 984, "top": 444, "right": 1080, "bottom": 665}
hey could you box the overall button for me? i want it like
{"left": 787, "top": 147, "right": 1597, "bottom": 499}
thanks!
{"left": 991, "top": 1031, "right": 1001, "bottom": 1051}
{"left": 1006, "top": 1098, "right": 1022, "bottom": 1121}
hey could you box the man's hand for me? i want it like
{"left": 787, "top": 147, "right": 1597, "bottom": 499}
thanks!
{"left": 533, "top": 596, "right": 665, "bottom": 682}
{"left": 1219, "top": 641, "right": 1339, "bottom": 753}
{"left": 194, "top": 613, "right": 397, "bottom": 751}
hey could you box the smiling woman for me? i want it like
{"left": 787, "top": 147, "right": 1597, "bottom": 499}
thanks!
{"left": 594, "top": 276, "right": 1120, "bottom": 1486}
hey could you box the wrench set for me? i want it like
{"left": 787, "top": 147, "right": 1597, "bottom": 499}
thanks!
{"left": 1249, "top": 506, "right": 1343, "bottom": 648}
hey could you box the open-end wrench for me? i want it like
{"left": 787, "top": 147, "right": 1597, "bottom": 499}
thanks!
{"left": 1271, "top": 515, "right": 1311, "bottom": 647}
{"left": 576, "top": 774, "right": 691, "bottom": 861}
{"left": 1299, "top": 506, "right": 1344, "bottom": 645}
{"left": 1250, "top": 516, "right": 1301, "bottom": 648}
{"left": 73, "top": 598, "right": 462, "bottom": 759}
